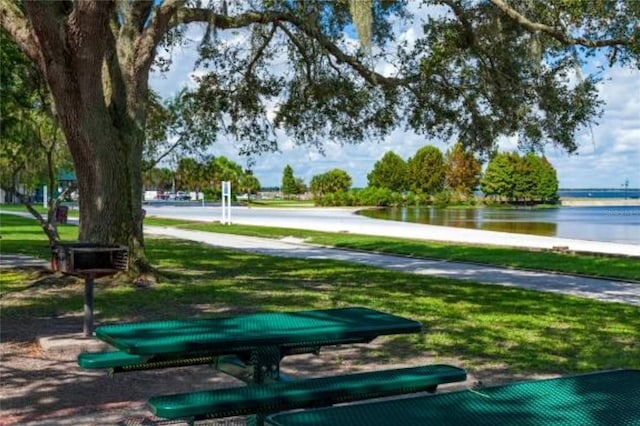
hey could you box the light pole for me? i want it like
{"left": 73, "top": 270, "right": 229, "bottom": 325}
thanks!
{"left": 622, "top": 179, "right": 629, "bottom": 200}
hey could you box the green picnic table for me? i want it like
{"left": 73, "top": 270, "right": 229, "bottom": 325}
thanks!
{"left": 266, "top": 369, "right": 640, "bottom": 426}
{"left": 92, "top": 306, "right": 422, "bottom": 383}
{"left": 81, "top": 307, "right": 471, "bottom": 425}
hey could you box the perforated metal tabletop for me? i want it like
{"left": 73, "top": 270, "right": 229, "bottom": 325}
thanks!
{"left": 266, "top": 369, "right": 640, "bottom": 426}
{"left": 95, "top": 307, "right": 422, "bottom": 356}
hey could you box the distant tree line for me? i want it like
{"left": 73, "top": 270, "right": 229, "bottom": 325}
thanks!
{"left": 144, "top": 156, "right": 260, "bottom": 200}
{"left": 284, "top": 143, "right": 558, "bottom": 207}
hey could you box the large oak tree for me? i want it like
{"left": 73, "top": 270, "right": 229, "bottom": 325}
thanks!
{"left": 1, "top": 0, "right": 637, "bottom": 270}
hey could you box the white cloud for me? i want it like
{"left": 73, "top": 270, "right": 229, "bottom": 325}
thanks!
{"left": 545, "top": 67, "right": 640, "bottom": 188}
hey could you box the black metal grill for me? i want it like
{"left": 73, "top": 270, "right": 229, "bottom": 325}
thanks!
{"left": 51, "top": 243, "right": 128, "bottom": 277}
{"left": 51, "top": 243, "right": 129, "bottom": 336}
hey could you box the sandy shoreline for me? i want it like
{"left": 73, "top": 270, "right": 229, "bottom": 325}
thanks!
{"left": 559, "top": 198, "right": 640, "bottom": 207}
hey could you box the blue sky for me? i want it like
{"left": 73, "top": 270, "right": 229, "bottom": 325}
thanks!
{"left": 149, "top": 6, "right": 640, "bottom": 190}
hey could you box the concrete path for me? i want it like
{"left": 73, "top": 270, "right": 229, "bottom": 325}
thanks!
{"left": 0, "top": 253, "right": 49, "bottom": 269}
{"left": 146, "top": 226, "right": 640, "bottom": 306}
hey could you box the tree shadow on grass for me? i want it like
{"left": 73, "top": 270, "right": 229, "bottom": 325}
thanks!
{"left": 2, "top": 236, "right": 639, "bottom": 423}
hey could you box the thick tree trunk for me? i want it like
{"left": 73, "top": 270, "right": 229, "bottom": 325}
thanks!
{"left": 74, "top": 118, "right": 141, "bottom": 245}
{"left": 61, "top": 98, "right": 146, "bottom": 270}
{"left": 18, "top": 2, "right": 150, "bottom": 272}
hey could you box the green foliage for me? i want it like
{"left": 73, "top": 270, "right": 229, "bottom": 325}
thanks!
{"left": 356, "top": 186, "right": 396, "bottom": 206}
{"left": 310, "top": 169, "right": 353, "bottom": 197}
{"left": 176, "top": 157, "right": 204, "bottom": 193}
{"left": 157, "top": 1, "right": 638, "bottom": 158}
{"left": 481, "top": 152, "right": 559, "bottom": 204}
{"left": 445, "top": 142, "right": 482, "bottom": 198}
{"left": 281, "top": 165, "right": 298, "bottom": 198}
{"left": 294, "top": 178, "right": 308, "bottom": 196}
{"left": 514, "top": 153, "right": 538, "bottom": 202}
{"left": 407, "top": 145, "right": 446, "bottom": 195}
{"left": 144, "top": 88, "right": 222, "bottom": 167}
{"left": 536, "top": 156, "right": 560, "bottom": 203}
{"left": 239, "top": 173, "right": 261, "bottom": 197}
{"left": 481, "top": 152, "right": 518, "bottom": 202}
{"left": 143, "top": 167, "right": 174, "bottom": 192}
{"left": 0, "top": 31, "right": 69, "bottom": 201}
{"left": 314, "top": 186, "right": 406, "bottom": 207}
{"left": 0, "top": 31, "right": 35, "bottom": 141}
{"left": 149, "top": 156, "right": 259, "bottom": 200}
{"left": 202, "top": 156, "right": 247, "bottom": 199}
{"left": 406, "top": 2, "right": 615, "bottom": 155}
{"left": 367, "top": 151, "right": 408, "bottom": 192}
{"left": 432, "top": 190, "right": 452, "bottom": 207}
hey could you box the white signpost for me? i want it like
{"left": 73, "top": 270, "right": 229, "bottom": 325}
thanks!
{"left": 43, "top": 185, "right": 48, "bottom": 209}
{"left": 221, "top": 181, "right": 231, "bottom": 225}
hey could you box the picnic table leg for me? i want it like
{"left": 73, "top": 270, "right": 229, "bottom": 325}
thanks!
{"left": 251, "top": 345, "right": 282, "bottom": 384}
{"left": 247, "top": 346, "right": 282, "bottom": 426}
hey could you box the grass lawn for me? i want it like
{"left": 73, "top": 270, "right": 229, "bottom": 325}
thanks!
{"left": 1, "top": 213, "right": 639, "bottom": 377}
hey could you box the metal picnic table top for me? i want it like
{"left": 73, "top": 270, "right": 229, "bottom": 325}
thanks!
{"left": 95, "top": 307, "right": 423, "bottom": 356}
{"left": 266, "top": 369, "right": 640, "bottom": 426}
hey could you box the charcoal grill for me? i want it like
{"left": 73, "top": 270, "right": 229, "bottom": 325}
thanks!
{"left": 52, "top": 243, "right": 128, "bottom": 336}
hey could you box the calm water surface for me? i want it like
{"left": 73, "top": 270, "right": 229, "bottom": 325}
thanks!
{"left": 359, "top": 206, "right": 640, "bottom": 245}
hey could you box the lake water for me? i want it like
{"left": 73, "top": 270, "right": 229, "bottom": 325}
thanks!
{"left": 559, "top": 189, "right": 640, "bottom": 199}
{"left": 359, "top": 205, "right": 640, "bottom": 245}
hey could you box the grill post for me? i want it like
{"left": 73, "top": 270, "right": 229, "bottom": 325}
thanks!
{"left": 84, "top": 275, "right": 95, "bottom": 337}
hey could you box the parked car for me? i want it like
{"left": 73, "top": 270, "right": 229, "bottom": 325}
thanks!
{"left": 175, "top": 191, "right": 191, "bottom": 201}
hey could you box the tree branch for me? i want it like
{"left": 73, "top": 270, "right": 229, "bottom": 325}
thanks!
{"left": 130, "top": 0, "right": 153, "bottom": 32}
{"left": 137, "top": 5, "right": 403, "bottom": 88}
{"left": 145, "top": 134, "right": 187, "bottom": 171}
{"left": 0, "top": 185, "right": 68, "bottom": 244}
{"left": 246, "top": 23, "right": 277, "bottom": 78}
{"left": 277, "top": 22, "right": 314, "bottom": 81}
{"left": 0, "top": 0, "right": 42, "bottom": 67}
{"left": 134, "top": 0, "right": 183, "bottom": 74}
{"left": 284, "top": 14, "right": 401, "bottom": 88}
{"left": 491, "top": 0, "right": 633, "bottom": 48}
{"left": 440, "top": 0, "right": 476, "bottom": 49}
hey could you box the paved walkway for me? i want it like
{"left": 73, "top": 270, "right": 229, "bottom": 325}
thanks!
{"left": 145, "top": 226, "right": 640, "bottom": 306}
{"left": 0, "top": 253, "right": 49, "bottom": 269}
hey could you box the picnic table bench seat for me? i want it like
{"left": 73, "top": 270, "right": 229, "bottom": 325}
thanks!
{"left": 148, "top": 364, "right": 466, "bottom": 422}
{"left": 78, "top": 350, "right": 219, "bottom": 372}
{"left": 264, "top": 369, "right": 640, "bottom": 426}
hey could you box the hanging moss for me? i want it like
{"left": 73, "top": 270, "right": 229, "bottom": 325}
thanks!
{"left": 349, "top": 0, "right": 373, "bottom": 51}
